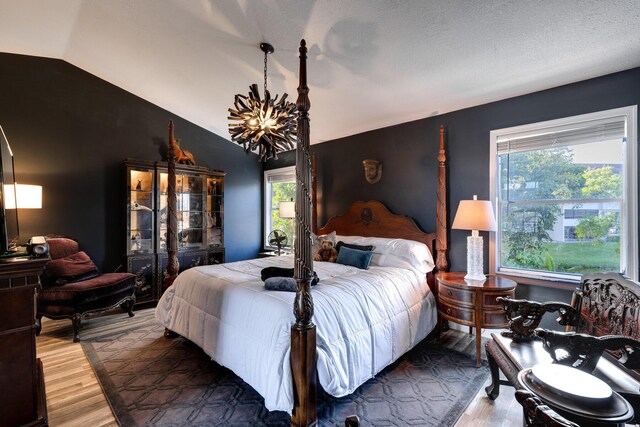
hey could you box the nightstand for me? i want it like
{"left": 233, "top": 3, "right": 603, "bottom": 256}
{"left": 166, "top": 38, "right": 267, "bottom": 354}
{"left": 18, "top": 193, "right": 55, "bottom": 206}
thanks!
{"left": 0, "top": 256, "right": 49, "bottom": 426}
{"left": 436, "top": 272, "right": 517, "bottom": 365}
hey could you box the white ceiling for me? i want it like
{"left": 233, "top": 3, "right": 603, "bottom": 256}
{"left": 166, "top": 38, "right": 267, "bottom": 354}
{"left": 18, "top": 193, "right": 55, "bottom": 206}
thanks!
{"left": 1, "top": 0, "right": 639, "bottom": 145}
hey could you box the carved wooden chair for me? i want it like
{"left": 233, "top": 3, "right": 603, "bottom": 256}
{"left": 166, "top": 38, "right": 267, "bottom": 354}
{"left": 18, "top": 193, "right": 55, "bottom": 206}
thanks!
{"left": 515, "top": 390, "right": 579, "bottom": 427}
{"left": 36, "top": 238, "right": 136, "bottom": 342}
{"left": 485, "top": 273, "right": 640, "bottom": 424}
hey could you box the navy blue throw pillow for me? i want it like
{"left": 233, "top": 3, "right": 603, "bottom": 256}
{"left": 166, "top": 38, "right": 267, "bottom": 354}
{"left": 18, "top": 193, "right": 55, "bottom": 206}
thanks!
{"left": 336, "top": 246, "right": 374, "bottom": 270}
{"left": 261, "top": 267, "right": 294, "bottom": 281}
{"left": 335, "top": 241, "right": 374, "bottom": 254}
{"left": 264, "top": 277, "right": 297, "bottom": 292}
{"left": 260, "top": 267, "right": 320, "bottom": 286}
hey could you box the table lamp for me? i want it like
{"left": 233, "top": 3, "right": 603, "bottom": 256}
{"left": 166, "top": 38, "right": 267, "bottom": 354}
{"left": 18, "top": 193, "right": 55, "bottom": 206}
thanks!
{"left": 4, "top": 184, "right": 43, "bottom": 209}
{"left": 278, "top": 199, "right": 295, "bottom": 246}
{"left": 278, "top": 199, "right": 295, "bottom": 220}
{"left": 452, "top": 195, "right": 497, "bottom": 280}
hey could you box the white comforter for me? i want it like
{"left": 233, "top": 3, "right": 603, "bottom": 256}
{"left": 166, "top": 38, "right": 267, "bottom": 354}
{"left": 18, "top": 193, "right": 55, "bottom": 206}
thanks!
{"left": 155, "top": 255, "right": 437, "bottom": 413}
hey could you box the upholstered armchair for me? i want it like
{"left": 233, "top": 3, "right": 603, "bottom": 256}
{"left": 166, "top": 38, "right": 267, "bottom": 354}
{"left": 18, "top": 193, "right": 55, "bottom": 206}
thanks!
{"left": 36, "top": 238, "right": 136, "bottom": 342}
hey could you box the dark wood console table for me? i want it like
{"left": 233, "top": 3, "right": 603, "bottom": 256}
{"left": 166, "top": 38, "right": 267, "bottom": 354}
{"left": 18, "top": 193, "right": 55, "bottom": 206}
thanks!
{"left": 0, "top": 256, "right": 49, "bottom": 426}
{"left": 489, "top": 331, "right": 640, "bottom": 425}
{"left": 484, "top": 273, "right": 640, "bottom": 425}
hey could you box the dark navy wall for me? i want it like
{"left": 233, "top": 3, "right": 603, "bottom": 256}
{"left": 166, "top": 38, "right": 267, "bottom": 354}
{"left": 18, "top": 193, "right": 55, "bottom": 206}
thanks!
{"left": 267, "top": 67, "right": 640, "bottom": 312}
{"left": 0, "top": 53, "right": 262, "bottom": 270}
{"left": 3, "top": 49, "right": 636, "bottom": 314}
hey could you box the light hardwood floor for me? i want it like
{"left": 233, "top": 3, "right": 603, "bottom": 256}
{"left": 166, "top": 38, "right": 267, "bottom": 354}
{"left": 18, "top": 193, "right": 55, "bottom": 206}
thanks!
{"left": 37, "top": 309, "right": 523, "bottom": 426}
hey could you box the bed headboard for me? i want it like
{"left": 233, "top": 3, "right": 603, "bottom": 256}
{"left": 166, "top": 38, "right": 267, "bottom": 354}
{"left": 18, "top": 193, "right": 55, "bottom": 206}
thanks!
{"left": 317, "top": 200, "right": 436, "bottom": 256}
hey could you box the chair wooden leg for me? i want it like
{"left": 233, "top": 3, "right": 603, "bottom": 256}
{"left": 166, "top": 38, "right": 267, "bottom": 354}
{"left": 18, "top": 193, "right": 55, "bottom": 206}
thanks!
{"left": 485, "top": 343, "right": 501, "bottom": 400}
{"left": 122, "top": 297, "right": 135, "bottom": 318}
{"left": 345, "top": 415, "right": 360, "bottom": 426}
{"left": 164, "top": 328, "right": 179, "bottom": 338}
{"left": 35, "top": 313, "right": 42, "bottom": 336}
{"left": 72, "top": 314, "right": 82, "bottom": 343}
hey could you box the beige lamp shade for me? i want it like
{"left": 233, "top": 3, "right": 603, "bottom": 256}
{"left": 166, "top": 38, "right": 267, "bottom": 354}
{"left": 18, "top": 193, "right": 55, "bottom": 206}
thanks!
{"left": 3, "top": 184, "right": 43, "bottom": 209}
{"left": 452, "top": 197, "right": 496, "bottom": 232}
{"left": 278, "top": 200, "right": 295, "bottom": 219}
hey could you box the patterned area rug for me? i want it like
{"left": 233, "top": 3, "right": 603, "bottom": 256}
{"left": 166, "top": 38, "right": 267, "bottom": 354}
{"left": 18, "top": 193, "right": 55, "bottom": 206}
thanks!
{"left": 82, "top": 321, "right": 488, "bottom": 427}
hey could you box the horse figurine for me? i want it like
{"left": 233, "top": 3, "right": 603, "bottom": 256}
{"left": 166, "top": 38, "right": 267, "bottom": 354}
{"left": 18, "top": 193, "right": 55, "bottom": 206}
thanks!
{"left": 168, "top": 120, "right": 196, "bottom": 165}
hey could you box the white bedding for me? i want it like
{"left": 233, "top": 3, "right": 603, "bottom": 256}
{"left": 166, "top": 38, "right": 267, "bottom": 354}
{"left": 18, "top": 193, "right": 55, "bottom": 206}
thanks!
{"left": 155, "top": 255, "right": 437, "bottom": 413}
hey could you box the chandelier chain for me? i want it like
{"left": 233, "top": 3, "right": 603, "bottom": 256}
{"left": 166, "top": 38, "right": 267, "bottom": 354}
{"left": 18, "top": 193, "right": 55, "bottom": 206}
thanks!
{"left": 264, "top": 51, "right": 268, "bottom": 95}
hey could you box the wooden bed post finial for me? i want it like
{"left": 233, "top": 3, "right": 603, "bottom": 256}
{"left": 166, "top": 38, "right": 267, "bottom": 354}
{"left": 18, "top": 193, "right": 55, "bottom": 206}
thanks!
{"left": 435, "top": 124, "right": 448, "bottom": 272}
{"left": 291, "top": 38, "right": 318, "bottom": 427}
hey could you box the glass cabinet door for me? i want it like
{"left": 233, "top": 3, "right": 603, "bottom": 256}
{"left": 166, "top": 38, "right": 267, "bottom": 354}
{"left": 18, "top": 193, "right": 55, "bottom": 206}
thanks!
{"left": 127, "top": 167, "right": 154, "bottom": 255}
{"left": 206, "top": 177, "right": 224, "bottom": 248}
{"left": 158, "top": 172, "right": 169, "bottom": 252}
{"left": 158, "top": 171, "right": 207, "bottom": 252}
{"left": 179, "top": 174, "right": 204, "bottom": 248}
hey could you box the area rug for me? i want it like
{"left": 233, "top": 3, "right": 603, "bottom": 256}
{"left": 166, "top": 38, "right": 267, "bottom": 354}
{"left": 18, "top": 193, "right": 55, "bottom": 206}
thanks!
{"left": 82, "top": 321, "right": 489, "bottom": 427}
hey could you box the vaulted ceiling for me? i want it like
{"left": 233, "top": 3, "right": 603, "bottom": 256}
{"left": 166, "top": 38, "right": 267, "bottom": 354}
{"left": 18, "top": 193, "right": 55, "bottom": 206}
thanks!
{"left": 1, "top": 0, "right": 639, "bottom": 144}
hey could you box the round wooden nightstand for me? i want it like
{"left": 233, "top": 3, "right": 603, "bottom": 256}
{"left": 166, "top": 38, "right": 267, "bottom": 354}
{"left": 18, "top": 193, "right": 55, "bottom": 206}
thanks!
{"left": 436, "top": 272, "right": 517, "bottom": 365}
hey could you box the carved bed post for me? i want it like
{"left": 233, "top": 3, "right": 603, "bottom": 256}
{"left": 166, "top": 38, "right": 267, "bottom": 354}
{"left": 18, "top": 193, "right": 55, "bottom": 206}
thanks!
{"left": 435, "top": 125, "right": 448, "bottom": 272}
{"left": 165, "top": 120, "right": 180, "bottom": 291}
{"left": 163, "top": 120, "right": 180, "bottom": 338}
{"left": 311, "top": 152, "right": 317, "bottom": 234}
{"left": 291, "top": 39, "right": 317, "bottom": 427}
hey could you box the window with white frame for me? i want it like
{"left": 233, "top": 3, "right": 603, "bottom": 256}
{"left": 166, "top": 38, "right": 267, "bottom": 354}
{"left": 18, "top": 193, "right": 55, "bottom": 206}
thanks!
{"left": 490, "top": 106, "right": 638, "bottom": 282}
{"left": 264, "top": 166, "right": 296, "bottom": 249}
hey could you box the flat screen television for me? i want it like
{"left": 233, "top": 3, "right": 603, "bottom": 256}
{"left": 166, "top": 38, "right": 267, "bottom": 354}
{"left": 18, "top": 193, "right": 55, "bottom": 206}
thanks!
{"left": 0, "top": 125, "right": 19, "bottom": 254}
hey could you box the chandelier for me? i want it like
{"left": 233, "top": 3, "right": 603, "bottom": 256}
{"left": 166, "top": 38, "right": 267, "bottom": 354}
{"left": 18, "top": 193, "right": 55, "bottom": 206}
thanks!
{"left": 228, "top": 42, "right": 297, "bottom": 161}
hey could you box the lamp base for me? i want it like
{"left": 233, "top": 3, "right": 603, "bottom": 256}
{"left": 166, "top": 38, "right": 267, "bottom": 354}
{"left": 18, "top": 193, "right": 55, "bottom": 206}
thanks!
{"left": 465, "top": 234, "right": 486, "bottom": 281}
{"left": 464, "top": 272, "right": 487, "bottom": 281}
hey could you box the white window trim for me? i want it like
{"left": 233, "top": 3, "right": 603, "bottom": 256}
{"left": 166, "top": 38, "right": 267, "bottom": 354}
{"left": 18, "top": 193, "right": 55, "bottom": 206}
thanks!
{"left": 263, "top": 165, "right": 296, "bottom": 250}
{"left": 489, "top": 105, "right": 638, "bottom": 282}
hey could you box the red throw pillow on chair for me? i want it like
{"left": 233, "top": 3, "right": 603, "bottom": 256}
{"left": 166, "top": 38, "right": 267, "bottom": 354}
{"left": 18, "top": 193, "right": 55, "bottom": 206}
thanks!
{"left": 45, "top": 251, "right": 100, "bottom": 286}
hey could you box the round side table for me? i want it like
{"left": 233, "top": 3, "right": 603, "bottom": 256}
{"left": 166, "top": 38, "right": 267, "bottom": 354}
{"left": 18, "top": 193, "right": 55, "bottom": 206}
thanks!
{"left": 436, "top": 272, "right": 517, "bottom": 365}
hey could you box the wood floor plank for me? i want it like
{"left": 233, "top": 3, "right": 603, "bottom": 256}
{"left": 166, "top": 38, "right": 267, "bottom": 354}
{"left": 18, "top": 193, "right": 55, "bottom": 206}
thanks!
{"left": 37, "top": 308, "right": 522, "bottom": 426}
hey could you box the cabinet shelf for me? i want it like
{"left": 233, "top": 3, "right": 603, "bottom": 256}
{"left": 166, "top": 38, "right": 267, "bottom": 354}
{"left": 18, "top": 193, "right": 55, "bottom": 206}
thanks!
{"left": 124, "top": 159, "right": 225, "bottom": 304}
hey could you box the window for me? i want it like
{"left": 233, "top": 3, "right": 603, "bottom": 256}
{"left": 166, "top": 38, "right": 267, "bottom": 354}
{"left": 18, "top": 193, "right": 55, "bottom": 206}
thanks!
{"left": 264, "top": 166, "right": 296, "bottom": 249}
{"left": 563, "top": 209, "right": 599, "bottom": 219}
{"left": 490, "top": 106, "right": 638, "bottom": 282}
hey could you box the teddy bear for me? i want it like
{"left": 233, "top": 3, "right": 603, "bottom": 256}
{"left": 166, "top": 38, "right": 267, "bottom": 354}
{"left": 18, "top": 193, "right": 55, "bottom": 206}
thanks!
{"left": 314, "top": 240, "right": 338, "bottom": 263}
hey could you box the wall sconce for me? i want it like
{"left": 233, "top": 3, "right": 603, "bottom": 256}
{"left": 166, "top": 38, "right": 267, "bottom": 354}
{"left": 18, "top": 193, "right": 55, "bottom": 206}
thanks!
{"left": 4, "top": 184, "right": 43, "bottom": 209}
{"left": 452, "top": 195, "right": 496, "bottom": 281}
{"left": 362, "top": 159, "right": 382, "bottom": 184}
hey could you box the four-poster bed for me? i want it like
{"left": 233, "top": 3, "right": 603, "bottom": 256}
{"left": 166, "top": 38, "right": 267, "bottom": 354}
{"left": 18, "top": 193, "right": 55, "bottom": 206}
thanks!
{"left": 158, "top": 40, "right": 448, "bottom": 427}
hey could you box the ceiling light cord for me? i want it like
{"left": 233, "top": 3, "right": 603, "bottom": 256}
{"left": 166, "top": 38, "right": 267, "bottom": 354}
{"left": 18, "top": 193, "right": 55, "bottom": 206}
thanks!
{"left": 264, "top": 50, "right": 268, "bottom": 95}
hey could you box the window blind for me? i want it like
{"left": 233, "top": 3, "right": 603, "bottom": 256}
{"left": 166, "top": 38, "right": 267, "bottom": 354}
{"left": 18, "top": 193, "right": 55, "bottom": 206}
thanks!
{"left": 497, "top": 116, "right": 626, "bottom": 154}
{"left": 266, "top": 169, "right": 296, "bottom": 183}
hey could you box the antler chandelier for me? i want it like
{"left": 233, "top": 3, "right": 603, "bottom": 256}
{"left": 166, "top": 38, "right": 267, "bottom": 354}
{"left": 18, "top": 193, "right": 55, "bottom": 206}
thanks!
{"left": 228, "top": 42, "right": 297, "bottom": 161}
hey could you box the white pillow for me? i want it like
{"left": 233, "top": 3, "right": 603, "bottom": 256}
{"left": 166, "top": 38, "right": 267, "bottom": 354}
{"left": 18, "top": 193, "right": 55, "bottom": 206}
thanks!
{"left": 370, "top": 253, "right": 415, "bottom": 271}
{"left": 336, "top": 235, "right": 434, "bottom": 273}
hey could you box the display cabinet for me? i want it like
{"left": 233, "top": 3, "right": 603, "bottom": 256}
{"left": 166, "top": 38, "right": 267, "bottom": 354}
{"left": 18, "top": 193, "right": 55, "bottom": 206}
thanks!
{"left": 124, "top": 159, "right": 225, "bottom": 303}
